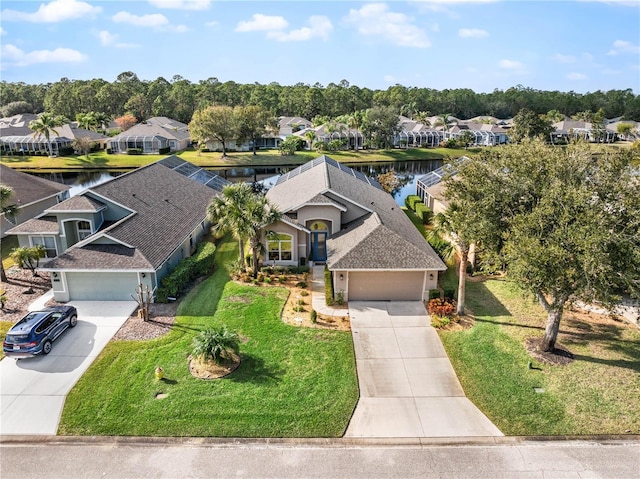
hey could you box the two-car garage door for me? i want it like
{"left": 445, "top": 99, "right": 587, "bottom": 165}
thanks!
{"left": 65, "top": 272, "right": 140, "bottom": 301}
{"left": 348, "top": 271, "right": 425, "bottom": 301}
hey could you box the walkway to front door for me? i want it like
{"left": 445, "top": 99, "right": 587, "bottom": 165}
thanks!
{"left": 345, "top": 301, "right": 503, "bottom": 438}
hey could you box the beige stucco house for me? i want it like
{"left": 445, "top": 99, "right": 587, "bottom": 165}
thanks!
{"left": 265, "top": 156, "right": 446, "bottom": 301}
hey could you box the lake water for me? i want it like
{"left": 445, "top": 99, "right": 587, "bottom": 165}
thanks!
{"left": 29, "top": 159, "right": 443, "bottom": 205}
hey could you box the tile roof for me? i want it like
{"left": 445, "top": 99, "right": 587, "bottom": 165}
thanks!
{"left": 0, "top": 164, "right": 70, "bottom": 207}
{"left": 46, "top": 195, "right": 106, "bottom": 213}
{"left": 267, "top": 155, "right": 446, "bottom": 271}
{"left": 5, "top": 216, "right": 59, "bottom": 234}
{"left": 41, "top": 243, "right": 153, "bottom": 270}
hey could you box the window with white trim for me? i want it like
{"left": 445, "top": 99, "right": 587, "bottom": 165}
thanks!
{"left": 77, "top": 220, "right": 92, "bottom": 240}
{"left": 31, "top": 236, "right": 57, "bottom": 258}
{"left": 267, "top": 233, "right": 292, "bottom": 261}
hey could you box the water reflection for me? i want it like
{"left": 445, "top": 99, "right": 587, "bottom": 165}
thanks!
{"left": 29, "top": 171, "right": 116, "bottom": 196}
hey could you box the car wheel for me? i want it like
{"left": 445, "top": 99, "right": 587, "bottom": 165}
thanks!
{"left": 69, "top": 315, "right": 78, "bottom": 328}
{"left": 42, "top": 340, "right": 52, "bottom": 355}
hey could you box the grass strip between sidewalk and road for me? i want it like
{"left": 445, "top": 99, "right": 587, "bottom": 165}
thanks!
{"left": 58, "top": 237, "right": 358, "bottom": 437}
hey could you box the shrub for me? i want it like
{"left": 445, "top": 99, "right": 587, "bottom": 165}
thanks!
{"left": 415, "top": 203, "right": 433, "bottom": 224}
{"left": 156, "top": 240, "right": 216, "bottom": 302}
{"left": 263, "top": 276, "right": 272, "bottom": 283}
{"left": 127, "top": 148, "right": 143, "bottom": 155}
{"left": 296, "top": 281, "right": 307, "bottom": 288}
{"left": 443, "top": 288, "right": 456, "bottom": 300}
{"left": 300, "top": 290, "right": 309, "bottom": 297}
{"left": 278, "top": 275, "right": 287, "bottom": 283}
{"left": 405, "top": 195, "right": 422, "bottom": 211}
{"left": 428, "top": 298, "right": 456, "bottom": 318}
{"left": 336, "top": 290, "right": 344, "bottom": 306}
{"left": 192, "top": 325, "right": 239, "bottom": 365}
{"left": 430, "top": 316, "right": 451, "bottom": 329}
{"left": 158, "top": 146, "right": 171, "bottom": 155}
{"left": 310, "top": 309, "right": 317, "bottom": 323}
{"left": 428, "top": 290, "right": 441, "bottom": 301}
{"left": 324, "top": 266, "right": 335, "bottom": 306}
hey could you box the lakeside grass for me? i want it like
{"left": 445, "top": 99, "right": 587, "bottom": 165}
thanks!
{"left": 0, "top": 147, "right": 478, "bottom": 172}
{"left": 58, "top": 238, "right": 358, "bottom": 437}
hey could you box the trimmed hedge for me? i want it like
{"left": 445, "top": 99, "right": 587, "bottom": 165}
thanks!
{"left": 405, "top": 195, "right": 422, "bottom": 211}
{"left": 415, "top": 203, "right": 433, "bottom": 224}
{"left": 156, "top": 241, "right": 217, "bottom": 303}
{"left": 324, "top": 265, "right": 335, "bottom": 306}
{"left": 127, "top": 148, "right": 143, "bottom": 155}
{"left": 158, "top": 146, "right": 171, "bottom": 155}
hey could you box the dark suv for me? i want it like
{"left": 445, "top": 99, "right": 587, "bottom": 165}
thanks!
{"left": 2, "top": 306, "right": 78, "bottom": 359}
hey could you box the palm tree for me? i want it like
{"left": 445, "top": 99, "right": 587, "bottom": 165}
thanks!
{"left": 93, "top": 112, "right": 111, "bottom": 132}
{"left": 207, "top": 183, "right": 254, "bottom": 268}
{"left": 427, "top": 203, "right": 472, "bottom": 316}
{"left": 28, "top": 112, "right": 66, "bottom": 156}
{"left": 434, "top": 113, "right": 454, "bottom": 132}
{"left": 304, "top": 130, "right": 317, "bottom": 151}
{"left": 244, "top": 193, "right": 282, "bottom": 278}
{"left": 0, "top": 184, "right": 16, "bottom": 282}
{"left": 347, "top": 111, "right": 364, "bottom": 150}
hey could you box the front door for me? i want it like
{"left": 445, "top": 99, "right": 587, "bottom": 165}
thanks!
{"left": 311, "top": 231, "right": 327, "bottom": 262}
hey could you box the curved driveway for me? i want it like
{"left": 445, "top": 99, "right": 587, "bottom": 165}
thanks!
{"left": 346, "top": 301, "right": 503, "bottom": 438}
{"left": 0, "top": 301, "right": 137, "bottom": 435}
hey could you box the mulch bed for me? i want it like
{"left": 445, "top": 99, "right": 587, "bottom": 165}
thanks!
{"left": 525, "top": 337, "right": 575, "bottom": 366}
{"left": 1, "top": 266, "right": 52, "bottom": 323}
{"left": 112, "top": 302, "right": 178, "bottom": 341}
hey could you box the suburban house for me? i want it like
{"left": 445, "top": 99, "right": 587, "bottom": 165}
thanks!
{"left": 264, "top": 155, "right": 446, "bottom": 301}
{"left": 293, "top": 123, "right": 364, "bottom": 150}
{"left": 551, "top": 120, "right": 616, "bottom": 143}
{"left": 0, "top": 164, "right": 71, "bottom": 237}
{"left": 107, "top": 117, "right": 191, "bottom": 154}
{"left": 395, "top": 116, "right": 443, "bottom": 148}
{"left": 0, "top": 113, "right": 109, "bottom": 156}
{"left": 6, "top": 156, "right": 229, "bottom": 301}
{"left": 446, "top": 122, "right": 509, "bottom": 146}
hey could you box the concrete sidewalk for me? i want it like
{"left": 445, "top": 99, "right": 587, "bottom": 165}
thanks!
{"left": 345, "top": 301, "right": 503, "bottom": 438}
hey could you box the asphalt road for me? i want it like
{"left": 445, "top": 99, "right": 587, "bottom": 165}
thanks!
{"left": 1, "top": 438, "right": 638, "bottom": 478}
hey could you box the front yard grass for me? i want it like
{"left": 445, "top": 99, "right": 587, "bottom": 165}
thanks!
{"left": 440, "top": 278, "right": 640, "bottom": 435}
{"left": 58, "top": 238, "right": 358, "bottom": 437}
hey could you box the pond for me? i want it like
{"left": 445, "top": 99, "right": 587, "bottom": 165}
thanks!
{"left": 29, "top": 159, "right": 443, "bottom": 205}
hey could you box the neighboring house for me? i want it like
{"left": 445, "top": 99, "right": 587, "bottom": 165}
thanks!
{"left": 551, "top": 120, "right": 616, "bottom": 143}
{"left": 6, "top": 156, "right": 230, "bottom": 301}
{"left": 606, "top": 121, "right": 639, "bottom": 141}
{"left": 415, "top": 158, "right": 469, "bottom": 215}
{"left": 107, "top": 117, "right": 191, "bottom": 154}
{"left": 265, "top": 155, "right": 446, "bottom": 301}
{"left": 0, "top": 164, "right": 70, "bottom": 237}
{"left": 293, "top": 123, "right": 364, "bottom": 150}
{"left": 447, "top": 123, "right": 508, "bottom": 146}
{"left": 395, "top": 116, "right": 443, "bottom": 148}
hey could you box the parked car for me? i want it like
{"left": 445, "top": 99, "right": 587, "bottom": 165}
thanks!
{"left": 2, "top": 306, "right": 78, "bottom": 359}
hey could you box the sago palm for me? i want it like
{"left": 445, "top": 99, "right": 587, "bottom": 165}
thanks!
{"left": 192, "top": 325, "right": 240, "bottom": 365}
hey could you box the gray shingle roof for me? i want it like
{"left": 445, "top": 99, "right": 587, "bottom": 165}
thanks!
{"left": 5, "top": 216, "right": 59, "bottom": 234}
{"left": 0, "top": 164, "right": 70, "bottom": 207}
{"left": 46, "top": 195, "right": 106, "bottom": 212}
{"left": 41, "top": 243, "right": 153, "bottom": 270}
{"left": 89, "top": 161, "right": 219, "bottom": 269}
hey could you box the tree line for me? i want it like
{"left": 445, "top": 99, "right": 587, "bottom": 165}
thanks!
{"left": 1, "top": 72, "right": 638, "bottom": 123}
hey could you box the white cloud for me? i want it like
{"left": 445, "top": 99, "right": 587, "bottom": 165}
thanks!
{"left": 0, "top": 27, "right": 6, "bottom": 35}
{"left": 1, "top": 44, "right": 87, "bottom": 66}
{"left": 235, "top": 14, "right": 288, "bottom": 32}
{"left": 205, "top": 20, "right": 219, "bottom": 27}
{"left": 608, "top": 39, "right": 640, "bottom": 55}
{"left": 343, "top": 3, "right": 431, "bottom": 48}
{"left": 148, "top": 0, "right": 211, "bottom": 10}
{"left": 383, "top": 75, "right": 397, "bottom": 83}
{"left": 113, "top": 11, "right": 169, "bottom": 28}
{"left": 267, "top": 16, "right": 332, "bottom": 42}
{"left": 96, "top": 30, "right": 138, "bottom": 48}
{"left": 554, "top": 53, "right": 576, "bottom": 63}
{"left": 498, "top": 59, "right": 527, "bottom": 74}
{"left": 1, "top": 0, "right": 101, "bottom": 23}
{"left": 566, "top": 72, "right": 587, "bottom": 80}
{"left": 458, "top": 28, "right": 488, "bottom": 38}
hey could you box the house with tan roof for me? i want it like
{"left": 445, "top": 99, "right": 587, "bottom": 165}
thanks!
{"left": 6, "top": 156, "right": 229, "bottom": 301}
{"left": 107, "top": 117, "right": 191, "bottom": 154}
{"left": 265, "top": 156, "right": 446, "bottom": 301}
{"left": 0, "top": 164, "right": 70, "bottom": 237}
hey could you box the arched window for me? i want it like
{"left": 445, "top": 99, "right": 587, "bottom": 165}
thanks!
{"left": 310, "top": 221, "right": 328, "bottom": 231}
{"left": 267, "top": 233, "right": 293, "bottom": 261}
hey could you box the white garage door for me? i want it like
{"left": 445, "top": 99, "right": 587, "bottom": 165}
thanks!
{"left": 348, "top": 271, "right": 425, "bottom": 301}
{"left": 66, "top": 272, "right": 140, "bottom": 301}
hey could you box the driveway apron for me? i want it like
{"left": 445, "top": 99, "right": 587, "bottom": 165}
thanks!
{"left": 0, "top": 301, "right": 137, "bottom": 435}
{"left": 345, "top": 301, "right": 503, "bottom": 438}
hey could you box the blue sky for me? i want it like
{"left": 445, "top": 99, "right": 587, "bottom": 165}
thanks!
{"left": 1, "top": 0, "right": 638, "bottom": 93}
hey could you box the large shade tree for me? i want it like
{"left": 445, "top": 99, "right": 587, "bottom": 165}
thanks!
{"left": 189, "top": 105, "right": 237, "bottom": 158}
{"left": 235, "top": 105, "right": 276, "bottom": 155}
{"left": 445, "top": 139, "right": 640, "bottom": 352}
{"left": 28, "top": 112, "right": 66, "bottom": 156}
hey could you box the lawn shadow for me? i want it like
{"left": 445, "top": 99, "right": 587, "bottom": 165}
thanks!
{"left": 228, "top": 353, "right": 284, "bottom": 385}
{"left": 465, "top": 280, "right": 513, "bottom": 318}
{"left": 73, "top": 155, "right": 109, "bottom": 167}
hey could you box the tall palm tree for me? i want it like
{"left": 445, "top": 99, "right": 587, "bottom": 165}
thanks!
{"left": 347, "top": 110, "right": 364, "bottom": 150}
{"left": 427, "top": 203, "right": 472, "bottom": 316}
{"left": 1, "top": 184, "right": 16, "bottom": 282}
{"left": 93, "top": 112, "right": 111, "bottom": 132}
{"left": 207, "top": 183, "right": 254, "bottom": 268}
{"left": 304, "top": 130, "right": 317, "bottom": 151}
{"left": 434, "top": 113, "right": 453, "bottom": 132}
{"left": 76, "top": 112, "right": 98, "bottom": 131}
{"left": 28, "top": 113, "right": 66, "bottom": 156}
{"left": 244, "top": 193, "right": 282, "bottom": 278}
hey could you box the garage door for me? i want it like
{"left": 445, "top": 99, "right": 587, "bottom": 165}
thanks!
{"left": 348, "top": 271, "right": 425, "bottom": 301}
{"left": 66, "top": 272, "right": 140, "bottom": 301}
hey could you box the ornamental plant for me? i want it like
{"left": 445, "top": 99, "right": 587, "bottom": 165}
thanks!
{"left": 428, "top": 298, "right": 457, "bottom": 318}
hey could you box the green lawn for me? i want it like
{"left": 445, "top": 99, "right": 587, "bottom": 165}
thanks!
{"left": 0, "top": 321, "right": 13, "bottom": 360}
{"left": 1, "top": 147, "right": 478, "bottom": 171}
{"left": 1, "top": 234, "right": 19, "bottom": 270}
{"left": 440, "top": 278, "right": 640, "bottom": 435}
{"left": 58, "top": 238, "right": 358, "bottom": 437}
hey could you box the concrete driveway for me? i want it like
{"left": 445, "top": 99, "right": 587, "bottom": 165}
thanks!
{"left": 0, "top": 301, "right": 137, "bottom": 435}
{"left": 345, "top": 301, "right": 503, "bottom": 438}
